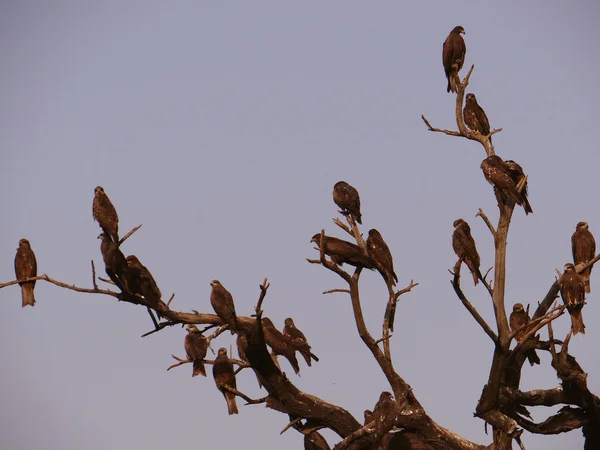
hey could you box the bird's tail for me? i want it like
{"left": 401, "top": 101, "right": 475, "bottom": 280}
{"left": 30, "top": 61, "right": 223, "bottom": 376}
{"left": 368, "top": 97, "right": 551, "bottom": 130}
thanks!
{"left": 522, "top": 197, "right": 533, "bottom": 215}
{"left": 570, "top": 309, "right": 586, "bottom": 335}
{"left": 192, "top": 359, "right": 206, "bottom": 377}
{"left": 447, "top": 76, "right": 454, "bottom": 93}
{"left": 288, "top": 354, "right": 300, "bottom": 375}
{"left": 355, "top": 213, "right": 362, "bottom": 225}
{"left": 310, "top": 352, "right": 319, "bottom": 363}
{"left": 225, "top": 392, "right": 239, "bottom": 415}
{"left": 466, "top": 260, "right": 481, "bottom": 286}
{"left": 526, "top": 349, "right": 541, "bottom": 366}
{"left": 21, "top": 284, "right": 35, "bottom": 307}
{"left": 300, "top": 350, "right": 312, "bottom": 367}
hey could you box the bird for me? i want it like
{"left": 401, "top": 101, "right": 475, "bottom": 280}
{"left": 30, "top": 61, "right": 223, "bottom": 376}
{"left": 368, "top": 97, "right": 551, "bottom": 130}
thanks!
{"left": 373, "top": 392, "right": 396, "bottom": 442}
{"left": 93, "top": 186, "right": 119, "bottom": 243}
{"left": 452, "top": 219, "right": 482, "bottom": 286}
{"left": 442, "top": 26, "right": 466, "bottom": 93}
{"left": 210, "top": 280, "right": 238, "bottom": 334}
{"left": 184, "top": 324, "right": 209, "bottom": 377}
{"left": 503, "top": 160, "right": 533, "bottom": 215}
{"left": 559, "top": 263, "right": 586, "bottom": 335}
{"left": 509, "top": 303, "right": 541, "bottom": 366}
{"left": 98, "top": 232, "right": 130, "bottom": 293}
{"left": 481, "top": 155, "right": 532, "bottom": 214}
{"left": 283, "top": 317, "right": 319, "bottom": 366}
{"left": 261, "top": 317, "right": 300, "bottom": 375}
{"left": 572, "top": 222, "right": 596, "bottom": 293}
{"left": 364, "top": 409, "right": 374, "bottom": 425}
{"left": 14, "top": 238, "right": 37, "bottom": 307}
{"left": 463, "top": 93, "right": 492, "bottom": 142}
{"left": 366, "top": 229, "right": 398, "bottom": 286}
{"left": 212, "top": 347, "right": 239, "bottom": 415}
{"left": 333, "top": 181, "right": 362, "bottom": 224}
{"left": 311, "top": 233, "right": 376, "bottom": 270}
{"left": 304, "top": 432, "right": 331, "bottom": 450}
{"left": 125, "top": 255, "right": 162, "bottom": 308}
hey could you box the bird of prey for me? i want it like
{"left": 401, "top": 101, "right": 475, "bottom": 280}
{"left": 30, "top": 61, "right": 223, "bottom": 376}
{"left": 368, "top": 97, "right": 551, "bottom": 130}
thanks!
{"left": 373, "top": 392, "right": 396, "bottom": 441}
{"left": 14, "top": 238, "right": 37, "bottom": 307}
{"left": 212, "top": 347, "right": 239, "bottom": 415}
{"left": 452, "top": 219, "right": 482, "bottom": 286}
{"left": 210, "top": 280, "right": 238, "bottom": 334}
{"left": 559, "top": 263, "right": 586, "bottom": 335}
{"left": 311, "top": 233, "right": 376, "bottom": 270}
{"left": 184, "top": 324, "right": 209, "bottom": 377}
{"left": 366, "top": 229, "right": 398, "bottom": 286}
{"left": 442, "top": 26, "right": 466, "bottom": 93}
{"left": 98, "top": 233, "right": 130, "bottom": 293}
{"left": 304, "top": 432, "right": 331, "bottom": 450}
{"left": 503, "top": 160, "right": 533, "bottom": 215}
{"left": 509, "top": 303, "right": 541, "bottom": 366}
{"left": 464, "top": 93, "right": 492, "bottom": 142}
{"left": 125, "top": 255, "right": 162, "bottom": 308}
{"left": 481, "top": 155, "right": 532, "bottom": 214}
{"left": 333, "top": 181, "right": 362, "bottom": 224}
{"left": 261, "top": 317, "right": 300, "bottom": 375}
{"left": 283, "top": 317, "right": 319, "bottom": 366}
{"left": 572, "top": 222, "right": 596, "bottom": 293}
{"left": 93, "top": 186, "right": 119, "bottom": 243}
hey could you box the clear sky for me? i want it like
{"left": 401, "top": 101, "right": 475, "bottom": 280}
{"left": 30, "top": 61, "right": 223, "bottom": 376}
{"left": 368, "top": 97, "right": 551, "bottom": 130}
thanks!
{"left": 1, "top": 2, "right": 599, "bottom": 449}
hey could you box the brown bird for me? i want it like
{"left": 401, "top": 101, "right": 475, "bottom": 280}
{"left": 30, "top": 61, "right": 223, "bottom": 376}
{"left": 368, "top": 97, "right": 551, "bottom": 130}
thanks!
{"left": 559, "top": 263, "right": 586, "bottom": 335}
{"left": 304, "top": 432, "right": 331, "bottom": 450}
{"left": 98, "top": 233, "right": 130, "bottom": 293}
{"left": 125, "top": 255, "right": 162, "bottom": 308}
{"left": 572, "top": 222, "right": 596, "bottom": 293}
{"left": 442, "top": 26, "right": 466, "bottom": 93}
{"left": 212, "top": 347, "right": 239, "bottom": 415}
{"left": 366, "top": 229, "right": 398, "bottom": 286}
{"left": 364, "top": 409, "right": 374, "bottom": 425}
{"left": 503, "top": 160, "right": 533, "bottom": 215}
{"left": 464, "top": 93, "right": 491, "bottom": 142}
{"left": 509, "top": 303, "right": 541, "bottom": 366}
{"left": 14, "top": 238, "right": 37, "bottom": 307}
{"left": 283, "top": 317, "right": 319, "bottom": 367}
{"left": 311, "top": 233, "right": 376, "bottom": 270}
{"left": 210, "top": 280, "right": 238, "bottom": 334}
{"left": 481, "top": 155, "right": 532, "bottom": 214}
{"left": 452, "top": 219, "right": 482, "bottom": 286}
{"left": 333, "top": 181, "right": 362, "bottom": 224}
{"left": 373, "top": 392, "right": 396, "bottom": 442}
{"left": 93, "top": 186, "right": 119, "bottom": 243}
{"left": 184, "top": 324, "right": 209, "bottom": 377}
{"left": 262, "top": 317, "right": 300, "bottom": 375}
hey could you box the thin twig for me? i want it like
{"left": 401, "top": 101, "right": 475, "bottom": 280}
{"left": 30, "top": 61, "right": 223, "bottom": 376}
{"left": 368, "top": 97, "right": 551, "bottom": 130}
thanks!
{"left": 166, "top": 293, "right": 175, "bottom": 307}
{"left": 141, "top": 320, "right": 178, "bottom": 337}
{"left": 118, "top": 224, "right": 142, "bottom": 246}
{"left": 0, "top": 274, "right": 120, "bottom": 297}
{"left": 476, "top": 209, "right": 496, "bottom": 237}
{"left": 323, "top": 289, "right": 351, "bottom": 295}
{"left": 91, "top": 260, "right": 98, "bottom": 290}
{"left": 253, "top": 278, "right": 270, "bottom": 316}
{"left": 218, "top": 383, "right": 267, "bottom": 405}
{"left": 280, "top": 417, "right": 303, "bottom": 435}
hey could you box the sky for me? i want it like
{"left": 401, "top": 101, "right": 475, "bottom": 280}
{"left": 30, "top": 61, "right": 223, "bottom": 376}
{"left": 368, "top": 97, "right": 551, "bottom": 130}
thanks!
{"left": 1, "top": 2, "right": 599, "bottom": 449}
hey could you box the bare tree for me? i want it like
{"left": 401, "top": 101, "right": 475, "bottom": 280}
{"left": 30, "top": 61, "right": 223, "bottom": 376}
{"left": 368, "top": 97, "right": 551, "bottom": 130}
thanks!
{"left": 4, "top": 31, "right": 600, "bottom": 450}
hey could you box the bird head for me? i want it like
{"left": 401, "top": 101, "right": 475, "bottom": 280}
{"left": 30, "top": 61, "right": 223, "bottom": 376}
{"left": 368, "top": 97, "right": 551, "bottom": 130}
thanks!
{"left": 453, "top": 219, "right": 465, "bottom": 228}
{"left": 284, "top": 317, "right": 294, "bottom": 327}
{"left": 125, "top": 255, "right": 140, "bottom": 266}
{"left": 97, "top": 233, "right": 106, "bottom": 240}
{"left": 564, "top": 263, "right": 576, "bottom": 272}
{"left": 186, "top": 324, "right": 199, "bottom": 333}
{"left": 18, "top": 238, "right": 30, "bottom": 248}
{"left": 368, "top": 229, "right": 380, "bottom": 238}
{"left": 217, "top": 347, "right": 228, "bottom": 357}
{"left": 210, "top": 280, "right": 221, "bottom": 288}
{"left": 311, "top": 233, "right": 322, "bottom": 245}
{"left": 453, "top": 26, "right": 465, "bottom": 35}
{"left": 466, "top": 93, "right": 476, "bottom": 103}
{"left": 94, "top": 186, "right": 104, "bottom": 198}
{"left": 576, "top": 221, "right": 589, "bottom": 230}
{"left": 513, "top": 303, "right": 524, "bottom": 312}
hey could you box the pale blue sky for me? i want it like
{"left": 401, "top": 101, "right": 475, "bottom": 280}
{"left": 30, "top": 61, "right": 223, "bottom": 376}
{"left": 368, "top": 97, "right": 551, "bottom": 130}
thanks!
{"left": 1, "top": 2, "right": 599, "bottom": 449}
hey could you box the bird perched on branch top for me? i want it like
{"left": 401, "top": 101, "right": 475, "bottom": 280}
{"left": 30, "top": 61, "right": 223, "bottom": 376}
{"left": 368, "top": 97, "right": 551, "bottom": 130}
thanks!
{"left": 333, "top": 181, "right": 362, "bottom": 224}
{"left": 509, "top": 303, "right": 541, "bottom": 366}
{"left": 125, "top": 255, "right": 162, "bottom": 308}
{"left": 481, "top": 155, "right": 532, "bottom": 215}
{"left": 442, "top": 26, "right": 466, "bottom": 93}
{"left": 463, "top": 93, "right": 492, "bottom": 143}
{"left": 283, "top": 317, "right": 319, "bottom": 367}
{"left": 366, "top": 229, "right": 398, "bottom": 286}
{"left": 262, "top": 317, "right": 300, "bottom": 375}
{"left": 98, "top": 232, "right": 130, "bottom": 294}
{"left": 93, "top": 186, "right": 119, "bottom": 243}
{"left": 212, "top": 347, "right": 238, "bottom": 415}
{"left": 559, "top": 263, "right": 586, "bottom": 335}
{"left": 14, "top": 238, "right": 37, "bottom": 307}
{"left": 184, "top": 324, "right": 209, "bottom": 377}
{"left": 452, "top": 219, "right": 482, "bottom": 286}
{"left": 503, "top": 160, "right": 533, "bottom": 215}
{"left": 210, "top": 280, "right": 238, "bottom": 334}
{"left": 311, "top": 233, "right": 376, "bottom": 270}
{"left": 572, "top": 222, "right": 596, "bottom": 293}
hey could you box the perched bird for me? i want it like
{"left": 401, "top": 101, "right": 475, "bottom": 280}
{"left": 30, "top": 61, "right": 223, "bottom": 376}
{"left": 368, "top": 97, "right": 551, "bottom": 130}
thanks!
{"left": 212, "top": 348, "right": 238, "bottom": 415}
{"left": 442, "top": 26, "right": 466, "bottom": 93}
{"left": 509, "top": 303, "right": 541, "bottom": 366}
{"left": 98, "top": 233, "right": 130, "bottom": 293}
{"left": 184, "top": 324, "right": 209, "bottom": 377}
{"left": 14, "top": 238, "right": 37, "bottom": 307}
{"left": 210, "top": 280, "right": 238, "bottom": 334}
{"left": 125, "top": 255, "right": 161, "bottom": 308}
{"left": 503, "top": 160, "right": 533, "bottom": 215}
{"left": 481, "top": 155, "right": 532, "bottom": 214}
{"left": 463, "top": 93, "right": 491, "bottom": 142}
{"left": 364, "top": 409, "right": 374, "bottom": 425}
{"left": 304, "top": 432, "right": 331, "bottom": 450}
{"left": 373, "top": 392, "right": 396, "bottom": 441}
{"left": 572, "top": 222, "right": 596, "bottom": 293}
{"left": 262, "top": 317, "right": 300, "bottom": 375}
{"left": 236, "top": 333, "right": 249, "bottom": 362}
{"left": 452, "top": 219, "right": 482, "bottom": 286}
{"left": 283, "top": 317, "right": 319, "bottom": 367}
{"left": 333, "top": 181, "right": 362, "bottom": 224}
{"left": 559, "top": 263, "right": 586, "bottom": 335}
{"left": 311, "top": 233, "right": 376, "bottom": 270}
{"left": 93, "top": 186, "right": 119, "bottom": 243}
{"left": 366, "top": 229, "right": 398, "bottom": 286}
